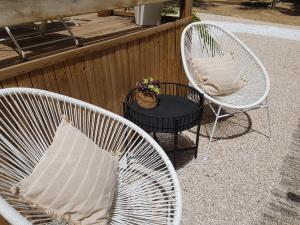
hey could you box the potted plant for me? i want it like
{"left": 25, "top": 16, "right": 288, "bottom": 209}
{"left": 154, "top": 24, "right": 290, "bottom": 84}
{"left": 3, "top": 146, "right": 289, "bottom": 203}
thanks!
{"left": 136, "top": 77, "right": 160, "bottom": 109}
{"left": 134, "top": 2, "right": 164, "bottom": 26}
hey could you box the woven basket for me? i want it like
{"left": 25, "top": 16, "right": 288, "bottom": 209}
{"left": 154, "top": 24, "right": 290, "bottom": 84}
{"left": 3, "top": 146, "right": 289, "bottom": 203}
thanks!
{"left": 136, "top": 91, "right": 157, "bottom": 109}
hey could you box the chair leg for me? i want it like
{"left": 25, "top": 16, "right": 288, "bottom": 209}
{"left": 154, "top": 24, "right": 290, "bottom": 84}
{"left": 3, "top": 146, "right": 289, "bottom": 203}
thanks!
{"left": 204, "top": 105, "right": 222, "bottom": 160}
{"left": 266, "top": 98, "right": 272, "bottom": 140}
{"left": 4, "top": 26, "right": 26, "bottom": 59}
{"left": 61, "top": 19, "right": 80, "bottom": 46}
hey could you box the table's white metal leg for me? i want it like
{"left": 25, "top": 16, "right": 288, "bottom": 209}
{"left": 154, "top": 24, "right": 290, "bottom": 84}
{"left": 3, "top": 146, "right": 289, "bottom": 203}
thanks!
{"left": 204, "top": 105, "right": 222, "bottom": 160}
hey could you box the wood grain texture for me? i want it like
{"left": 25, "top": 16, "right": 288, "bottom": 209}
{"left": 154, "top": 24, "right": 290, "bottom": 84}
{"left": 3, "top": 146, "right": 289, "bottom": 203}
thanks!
{"left": 0, "top": 18, "right": 191, "bottom": 115}
{"left": 16, "top": 73, "right": 33, "bottom": 87}
{"left": 0, "top": 17, "right": 192, "bottom": 81}
{"left": 0, "top": 0, "right": 168, "bottom": 27}
{"left": 0, "top": 216, "right": 9, "bottom": 225}
{"left": 180, "top": 0, "right": 192, "bottom": 18}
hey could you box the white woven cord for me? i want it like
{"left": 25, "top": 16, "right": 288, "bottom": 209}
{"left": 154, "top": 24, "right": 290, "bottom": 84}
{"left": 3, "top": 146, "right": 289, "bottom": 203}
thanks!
{"left": 0, "top": 88, "right": 182, "bottom": 225}
{"left": 181, "top": 22, "right": 270, "bottom": 110}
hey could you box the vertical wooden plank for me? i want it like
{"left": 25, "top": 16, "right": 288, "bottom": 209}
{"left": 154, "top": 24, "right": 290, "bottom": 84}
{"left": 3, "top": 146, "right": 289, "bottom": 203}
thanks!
{"left": 148, "top": 35, "right": 156, "bottom": 78}
{"left": 0, "top": 216, "right": 9, "bottom": 225}
{"left": 30, "top": 69, "right": 46, "bottom": 89}
{"left": 64, "top": 59, "right": 82, "bottom": 100}
{"left": 73, "top": 57, "right": 91, "bottom": 103}
{"left": 16, "top": 73, "right": 33, "bottom": 87}
{"left": 158, "top": 31, "right": 165, "bottom": 82}
{"left": 118, "top": 44, "right": 131, "bottom": 100}
{"left": 133, "top": 40, "right": 141, "bottom": 84}
{"left": 1, "top": 77, "right": 18, "bottom": 88}
{"left": 53, "top": 63, "right": 71, "bottom": 96}
{"left": 139, "top": 37, "right": 148, "bottom": 78}
{"left": 83, "top": 54, "right": 101, "bottom": 106}
{"left": 107, "top": 48, "right": 122, "bottom": 114}
{"left": 167, "top": 28, "right": 176, "bottom": 83}
{"left": 91, "top": 51, "right": 107, "bottom": 107}
{"left": 161, "top": 30, "right": 169, "bottom": 82}
{"left": 100, "top": 49, "right": 115, "bottom": 112}
{"left": 175, "top": 23, "right": 181, "bottom": 83}
{"left": 114, "top": 46, "right": 126, "bottom": 114}
{"left": 180, "top": 0, "right": 192, "bottom": 18}
{"left": 42, "top": 66, "right": 59, "bottom": 93}
{"left": 153, "top": 33, "right": 161, "bottom": 80}
{"left": 128, "top": 41, "right": 138, "bottom": 87}
{"left": 145, "top": 37, "right": 151, "bottom": 76}
{"left": 176, "top": 23, "right": 188, "bottom": 84}
{"left": 65, "top": 57, "right": 91, "bottom": 102}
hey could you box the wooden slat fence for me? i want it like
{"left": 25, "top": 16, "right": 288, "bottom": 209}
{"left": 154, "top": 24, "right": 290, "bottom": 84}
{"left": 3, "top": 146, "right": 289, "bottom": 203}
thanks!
{"left": 0, "top": 18, "right": 191, "bottom": 115}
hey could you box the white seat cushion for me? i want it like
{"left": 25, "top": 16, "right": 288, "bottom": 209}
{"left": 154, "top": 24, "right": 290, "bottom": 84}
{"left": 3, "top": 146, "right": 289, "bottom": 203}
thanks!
{"left": 12, "top": 118, "right": 118, "bottom": 225}
{"left": 191, "top": 54, "right": 245, "bottom": 96}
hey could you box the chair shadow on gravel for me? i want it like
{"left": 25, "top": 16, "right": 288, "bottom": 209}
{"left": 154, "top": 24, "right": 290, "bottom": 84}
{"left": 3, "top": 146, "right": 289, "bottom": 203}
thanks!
{"left": 189, "top": 104, "right": 253, "bottom": 140}
{"left": 260, "top": 119, "right": 300, "bottom": 224}
{"left": 189, "top": 104, "right": 270, "bottom": 141}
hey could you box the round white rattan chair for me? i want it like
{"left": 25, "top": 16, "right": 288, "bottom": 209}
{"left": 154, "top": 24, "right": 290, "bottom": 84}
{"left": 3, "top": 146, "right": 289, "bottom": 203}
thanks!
{"left": 0, "top": 88, "right": 182, "bottom": 225}
{"left": 181, "top": 22, "right": 271, "bottom": 159}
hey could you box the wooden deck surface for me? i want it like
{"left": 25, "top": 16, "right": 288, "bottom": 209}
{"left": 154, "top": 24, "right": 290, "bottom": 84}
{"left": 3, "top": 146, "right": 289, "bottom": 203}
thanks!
{"left": 0, "top": 13, "right": 145, "bottom": 68}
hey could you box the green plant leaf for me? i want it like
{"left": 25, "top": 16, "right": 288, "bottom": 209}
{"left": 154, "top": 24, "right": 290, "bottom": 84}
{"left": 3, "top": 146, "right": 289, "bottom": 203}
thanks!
{"left": 192, "top": 13, "right": 200, "bottom": 22}
{"left": 197, "top": 24, "right": 221, "bottom": 57}
{"left": 153, "top": 87, "right": 159, "bottom": 94}
{"left": 143, "top": 78, "right": 149, "bottom": 85}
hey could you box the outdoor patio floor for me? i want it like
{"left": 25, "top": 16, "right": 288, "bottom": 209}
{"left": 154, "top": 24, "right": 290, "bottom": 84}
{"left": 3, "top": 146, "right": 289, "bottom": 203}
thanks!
{"left": 158, "top": 14, "right": 300, "bottom": 225}
{"left": 0, "top": 12, "right": 299, "bottom": 225}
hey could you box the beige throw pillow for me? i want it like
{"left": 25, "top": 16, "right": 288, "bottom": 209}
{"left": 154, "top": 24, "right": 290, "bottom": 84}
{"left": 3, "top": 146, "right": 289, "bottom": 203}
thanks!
{"left": 11, "top": 118, "right": 118, "bottom": 225}
{"left": 191, "top": 54, "right": 245, "bottom": 96}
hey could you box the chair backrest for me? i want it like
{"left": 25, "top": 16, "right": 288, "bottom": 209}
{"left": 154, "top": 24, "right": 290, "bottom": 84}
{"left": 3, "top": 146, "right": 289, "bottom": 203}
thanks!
{"left": 0, "top": 88, "right": 181, "bottom": 225}
{"left": 0, "top": 0, "right": 168, "bottom": 27}
{"left": 181, "top": 22, "right": 270, "bottom": 109}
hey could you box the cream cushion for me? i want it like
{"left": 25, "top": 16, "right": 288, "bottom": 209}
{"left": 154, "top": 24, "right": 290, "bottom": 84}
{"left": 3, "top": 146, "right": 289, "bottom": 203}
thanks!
{"left": 12, "top": 118, "right": 118, "bottom": 225}
{"left": 191, "top": 54, "right": 245, "bottom": 96}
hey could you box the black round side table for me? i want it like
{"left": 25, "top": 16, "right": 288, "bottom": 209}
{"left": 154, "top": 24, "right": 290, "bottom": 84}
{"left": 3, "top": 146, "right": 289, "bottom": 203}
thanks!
{"left": 124, "top": 83, "right": 204, "bottom": 166}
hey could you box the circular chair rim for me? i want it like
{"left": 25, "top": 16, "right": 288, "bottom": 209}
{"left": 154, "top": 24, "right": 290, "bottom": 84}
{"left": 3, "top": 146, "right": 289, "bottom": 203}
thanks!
{"left": 0, "top": 87, "right": 182, "bottom": 225}
{"left": 181, "top": 21, "right": 270, "bottom": 110}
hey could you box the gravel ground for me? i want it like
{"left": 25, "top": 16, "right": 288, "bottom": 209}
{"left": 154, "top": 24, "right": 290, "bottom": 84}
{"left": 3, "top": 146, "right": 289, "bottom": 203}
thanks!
{"left": 199, "top": 13, "right": 300, "bottom": 30}
{"left": 163, "top": 14, "right": 300, "bottom": 225}
{"left": 202, "top": 21, "right": 300, "bottom": 41}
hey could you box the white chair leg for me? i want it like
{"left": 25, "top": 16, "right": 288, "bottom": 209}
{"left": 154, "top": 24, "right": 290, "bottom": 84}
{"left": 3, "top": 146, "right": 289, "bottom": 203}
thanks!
{"left": 266, "top": 98, "right": 272, "bottom": 140}
{"left": 204, "top": 105, "right": 222, "bottom": 160}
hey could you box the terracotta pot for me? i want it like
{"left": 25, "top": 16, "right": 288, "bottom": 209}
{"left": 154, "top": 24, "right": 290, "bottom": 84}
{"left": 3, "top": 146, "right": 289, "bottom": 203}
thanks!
{"left": 136, "top": 91, "right": 158, "bottom": 109}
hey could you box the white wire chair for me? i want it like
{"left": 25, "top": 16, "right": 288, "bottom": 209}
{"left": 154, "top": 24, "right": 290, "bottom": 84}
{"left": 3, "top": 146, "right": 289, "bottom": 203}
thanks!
{"left": 0, "top": 88, "right": 182, "bottom": 225}
{"left": 181, "top": 22, "right": 271, "bottom": 159}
